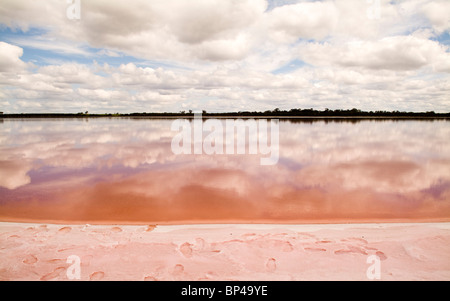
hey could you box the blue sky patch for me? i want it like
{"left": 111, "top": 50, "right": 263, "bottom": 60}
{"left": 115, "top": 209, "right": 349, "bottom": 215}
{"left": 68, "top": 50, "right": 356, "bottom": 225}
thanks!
{"left": 272, "top": 59, "right": 309, "bottom": 74}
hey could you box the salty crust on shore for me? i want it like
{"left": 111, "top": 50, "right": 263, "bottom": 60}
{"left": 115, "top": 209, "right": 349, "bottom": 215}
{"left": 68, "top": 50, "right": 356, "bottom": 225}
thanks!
{"left": 1, "top": 222, "right": 449, "bottom": 280}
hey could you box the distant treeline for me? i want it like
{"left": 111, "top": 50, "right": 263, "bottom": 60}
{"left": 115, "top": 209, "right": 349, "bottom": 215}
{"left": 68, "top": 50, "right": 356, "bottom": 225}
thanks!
{"left": 1, "top": 108, "right": 450, "bottom": 118}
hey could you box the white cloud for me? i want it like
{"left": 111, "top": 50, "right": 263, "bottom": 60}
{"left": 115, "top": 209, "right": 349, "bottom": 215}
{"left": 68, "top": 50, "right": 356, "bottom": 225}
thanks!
{"left": 53, "top": 0, "right": 267, "bottom": 62}
{"left": 77, "top": 88, "right": 126, "bottom": 101}
{"left": 0, "top": 0, "right": 66, "bottom": 32}
{"left": 38, "top": 63, "right": 107, "bottom": 87}
{"left": 164, "top": 0, "right": 266, "bottom": 45}
{"left": 267, "top": 1, "right": 338, "bottom": 42}
{"left": 0, "top": 41, "right": 27, "bottom": 72}
{"left": 299, "top": 36, "right": 450, "bottom": 71}
{"left": 422, "top": 0, "right": 450, "bottom": 33}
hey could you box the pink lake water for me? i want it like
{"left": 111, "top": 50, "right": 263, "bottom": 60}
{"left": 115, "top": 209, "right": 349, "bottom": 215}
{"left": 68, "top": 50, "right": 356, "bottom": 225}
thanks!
{"left": 0, "top": 117, "right": 449, "bottom": 224}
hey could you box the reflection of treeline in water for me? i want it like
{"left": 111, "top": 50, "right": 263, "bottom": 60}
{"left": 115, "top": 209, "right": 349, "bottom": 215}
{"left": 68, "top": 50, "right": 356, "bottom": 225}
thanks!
{"left": 281, "top": 118, "right": 444, "bottom": 124}
{"left": 201, "top": 108, "right": 450, "bottom": 118}
{"left": 1, "top": 108, "right": 450, "bottom": 118}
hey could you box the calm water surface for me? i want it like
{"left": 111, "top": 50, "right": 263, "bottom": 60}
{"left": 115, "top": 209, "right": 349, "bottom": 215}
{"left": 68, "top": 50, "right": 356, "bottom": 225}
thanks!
{"left": 1, "top": 118, "right": 449, "bottom": 224}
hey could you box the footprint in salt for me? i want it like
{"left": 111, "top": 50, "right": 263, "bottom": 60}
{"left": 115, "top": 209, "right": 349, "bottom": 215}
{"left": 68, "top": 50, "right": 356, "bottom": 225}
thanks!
{"left": 180, "top": 242, "right": 193, "bottom": 258}
{"left": 111, "top": 227, "right": 122, "bottom": 233}
{"left": 266, "top": 258, "right": 276, "bottom": 272}
{"left": 173, "top": 264, "right": 184, "bottom": 275}
{"left": 364, "top": 246, "right": 378, "bottom": 251}
{"left": 58, "top": 227, "right": 72, "bottom": 234}
{"left": 145, "top": 225, "right": 157, "bottom": 232}
{"left": 305, "top": 247, "right": 327, "bottom": 252}
{"left": 315, "top": 240, "right": 333, "bottom": 244}
{"left": 242, "top": 233, "right": 257, "bottom": 239}
{"left": 376, "top": 251, "right": 387, "bottom": 261}
{"left": 269, "top": 240, "right": 294, "bottom": 252}
{"left": 45, "top": 258, "right": 65, "bottom": 264}
{"left": 194, "top": 238, "right": 205, "bottom": 251}
{"left": 23, "top": 254, "right": 38, "bottom": 265}
{"left": 90, "top": 271, "right": 105, "bottom": 280}
{"left": 40, "top": 267, "right": 66, "bottom": 281}
{"left": 334, "top": 249, "right": 352, "bottom": 255}
{"left": 334, "top": 245, "right": 368, "bottom": 255}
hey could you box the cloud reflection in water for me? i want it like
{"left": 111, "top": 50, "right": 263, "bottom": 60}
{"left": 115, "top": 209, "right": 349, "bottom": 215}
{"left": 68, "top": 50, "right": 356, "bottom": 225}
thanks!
{"left": 0, "top": 118, "right": 449, "bottom": 224}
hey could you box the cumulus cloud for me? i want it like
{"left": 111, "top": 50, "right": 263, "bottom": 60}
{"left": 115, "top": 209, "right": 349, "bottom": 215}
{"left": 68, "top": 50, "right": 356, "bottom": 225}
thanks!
{"left": 267, "top": 1, "right": 339, "bottom": 42}
{"left": 300, "top": 35, "right": 450, "bottom": 71}
{"left": 164, "top": 0, "right": 266, "bottom": 45}
{"left": 422, "top": 0, "right": 450, "bottom": 33}
{"left": 0, "top": 42, "right": 27, "bottom": 72}
{"left": 58, "top": 0, "right": 267, "bottom": 62}
{"left": 0, "top": 0, "right": 66, "bottom": 32}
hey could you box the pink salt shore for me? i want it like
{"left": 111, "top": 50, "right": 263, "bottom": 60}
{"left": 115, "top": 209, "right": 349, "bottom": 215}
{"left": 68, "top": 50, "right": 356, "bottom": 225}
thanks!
{"left": 1, "top": 222, "right": 449, "bottom": 281}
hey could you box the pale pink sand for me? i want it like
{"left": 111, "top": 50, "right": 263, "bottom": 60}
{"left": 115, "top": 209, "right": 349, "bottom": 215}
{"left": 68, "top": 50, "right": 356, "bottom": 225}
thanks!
{"left": 1, "top": 222, "right": 449, "bottom": 281}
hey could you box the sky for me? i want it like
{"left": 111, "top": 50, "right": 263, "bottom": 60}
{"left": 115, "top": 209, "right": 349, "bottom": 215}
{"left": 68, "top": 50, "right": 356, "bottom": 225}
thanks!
{"left": 0, "top": 0, "right": 449, "bottom": 113}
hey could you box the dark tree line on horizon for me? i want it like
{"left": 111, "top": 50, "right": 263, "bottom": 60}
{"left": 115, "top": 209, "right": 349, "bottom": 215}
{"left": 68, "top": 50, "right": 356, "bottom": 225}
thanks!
{"left": 1, "top": 108, "right": 449, "bottom": 118}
